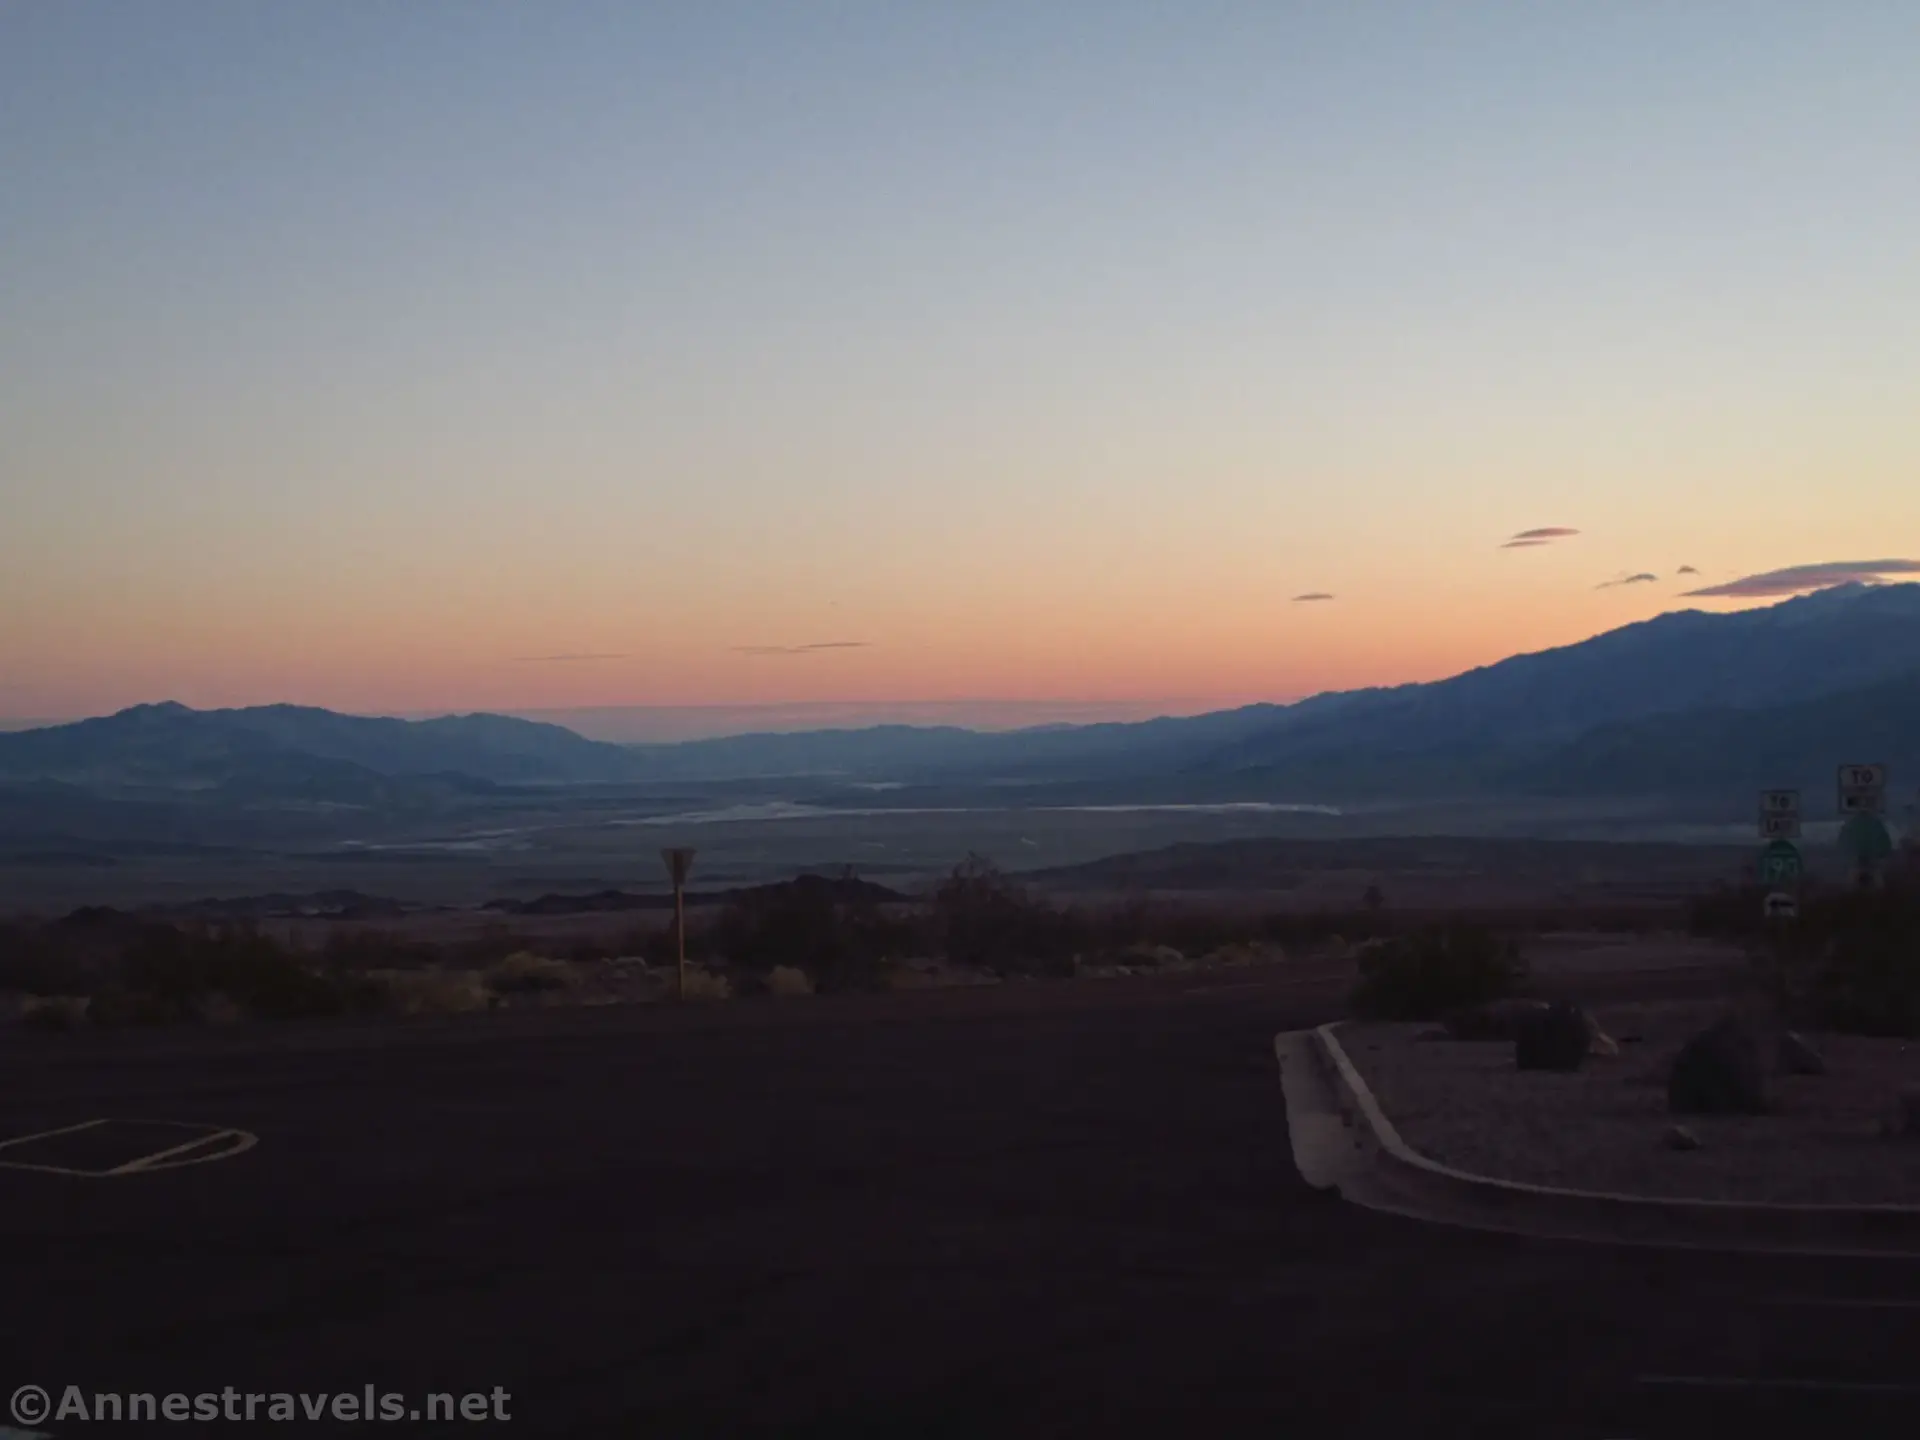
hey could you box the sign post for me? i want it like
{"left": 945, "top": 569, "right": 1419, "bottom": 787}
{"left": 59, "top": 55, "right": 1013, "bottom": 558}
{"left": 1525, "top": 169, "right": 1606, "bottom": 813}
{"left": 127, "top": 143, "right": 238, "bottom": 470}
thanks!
{"left": 661, "top": 847, "right": 696, "bottom": 999}
{"left": 1758, "top": 789, "right": 1801, "bottom": 841}
{"left": 1837, "top": 764, "right": 1890, "bottom": 888}
{"left": 1756, "top": 790, "right": 1802, "bottom": 918}
{"left": 1758, "top": 839, "right": 1803, "bottom": 888}
{"left": 1837, "top": 763, "right": 1887, "bottom": 816}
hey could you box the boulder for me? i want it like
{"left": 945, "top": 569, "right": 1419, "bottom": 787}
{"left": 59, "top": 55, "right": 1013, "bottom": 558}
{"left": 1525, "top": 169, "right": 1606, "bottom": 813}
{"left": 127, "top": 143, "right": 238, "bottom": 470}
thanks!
{"left": 1583, "top": 1009, "right": 1621, "bottom": 1058}
{"left": 1514, "top": 1002, "right": 1592, "bottom": 1072}
{"left": 1123, "top": 944, "right": 1185, "bottom": 969}
{"left": 1665, "top": 1124, "right": 1703, "bottom": 1152}
{"left": 1443, "top": 998, "right": 1551, "bottom": 1041}
{"left": 1668, "top": 1015, "right": 1772, "bottom": 1115}
{"left": 1777, "top": 1030, "right": 1827, "bottom": 1077}
{"left": 1888, "top": 1084, "right": 1920, "bottom": 1140}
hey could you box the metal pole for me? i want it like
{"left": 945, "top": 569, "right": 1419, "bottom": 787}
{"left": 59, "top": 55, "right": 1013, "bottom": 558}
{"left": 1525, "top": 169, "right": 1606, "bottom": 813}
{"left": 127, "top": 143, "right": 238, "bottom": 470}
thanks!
{"left": 675, "top": 879, "right": 687, "bottom": 1000}
{"left": 660, "top": 847, "right": 695, "bottom": 1000}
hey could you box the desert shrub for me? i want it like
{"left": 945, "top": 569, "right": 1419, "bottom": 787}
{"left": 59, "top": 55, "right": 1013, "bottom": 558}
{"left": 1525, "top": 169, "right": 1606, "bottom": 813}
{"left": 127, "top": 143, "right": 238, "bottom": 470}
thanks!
{"left": 765, "top": 964, "right": 815, "bottom": 997}
{"left": 485, "top": 951, "right": 574, "bottom": 995}
{"left": 20, "top": 995, "right": 90, "bottom": 1032}
{"left": 86, "top": 984, "right": 185, "bottom": 1027}
{"left": 1688, "top": 883, "right": 1770, "bottom": 942}
{"left": 319, "top": 929, "right": 443, "bottom": 973}
{"left": 0, "top": 923, "right": 97, "bottom": 995}
{"left": 1757, "top": 887, "right": 1920, "bottom": 1037}
{"left": 118, "top": 923, "right": 388, "bottom": 1022}
{"left": 1256, "top": 908, "right": 1395, "bottom": 951}
{"left": 1093, "top": 901, "right": 1245, "bottom": 958}
{"left": 710, "top": 875, "right": 915, "bottom": 992}
{"left": 193, "top": 991, "right": 248, "bottom": 1025}
{"left": 378, "top": 969, "right": 494, "bottom": 1016}
{"left": 677, "top": 966, "right": 733, "bottom": 1001}
{"left": 935, "top": 855, "right": 1081, "bottom": 977}
{"left": 1348, "top": 923, "right": 1526, "bottom": 1021}
{"left": 443, "top": 923, "right": 542, "bottom": 970}
{"left": 638, "top": 916, "right": 718, "bottom": 968}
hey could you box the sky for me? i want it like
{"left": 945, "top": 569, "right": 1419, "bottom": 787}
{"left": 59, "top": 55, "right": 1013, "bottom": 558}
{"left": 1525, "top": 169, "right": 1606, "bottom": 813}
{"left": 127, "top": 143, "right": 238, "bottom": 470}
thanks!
{"left": 4, "top": 2, "right": 1918, "bottom": 737}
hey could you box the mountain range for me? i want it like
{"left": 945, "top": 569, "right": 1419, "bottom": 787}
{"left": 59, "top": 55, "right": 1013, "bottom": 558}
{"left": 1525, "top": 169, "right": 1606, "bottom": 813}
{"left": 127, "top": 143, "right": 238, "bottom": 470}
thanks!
{"left": 2, "top": 583, "right": 1917, "bottom": 809}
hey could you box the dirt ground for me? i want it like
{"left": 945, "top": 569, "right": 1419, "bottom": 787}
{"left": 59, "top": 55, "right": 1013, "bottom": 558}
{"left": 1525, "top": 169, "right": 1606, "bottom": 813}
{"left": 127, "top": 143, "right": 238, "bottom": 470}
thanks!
{"left": 1343, "top": 1000, "right": 1920, "bottom": 1205}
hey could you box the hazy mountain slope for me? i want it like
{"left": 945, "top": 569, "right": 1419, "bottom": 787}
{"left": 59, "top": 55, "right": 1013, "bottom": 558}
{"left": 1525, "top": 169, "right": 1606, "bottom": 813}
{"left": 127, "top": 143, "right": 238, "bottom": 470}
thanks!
{"left": 1502, "top": 668, "right": 1920, "bottom": 802}
{"left": 619, "top": 706, "right": 1290, "bottom": 782}
{"left": 5, "top": 584, "right": 1916, "bottom": 803}
{"left": 1196, "top": 583, "right": 1920, "bottom": 774}
{"left": 0, "top": 702, "right": 642, "bottom": 787}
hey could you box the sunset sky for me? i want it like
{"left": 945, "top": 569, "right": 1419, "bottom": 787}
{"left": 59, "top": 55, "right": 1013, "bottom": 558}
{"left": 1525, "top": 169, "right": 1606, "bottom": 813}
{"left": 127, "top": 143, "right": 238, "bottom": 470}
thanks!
{"left": 5, "top": 3, "right": 1918, "bottom": 736}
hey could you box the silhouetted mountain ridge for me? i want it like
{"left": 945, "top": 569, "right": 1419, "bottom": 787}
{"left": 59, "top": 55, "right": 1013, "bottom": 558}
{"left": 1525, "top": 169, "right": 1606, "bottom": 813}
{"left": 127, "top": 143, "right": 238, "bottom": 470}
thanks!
{"left": 3, "top": 584, "right": 1916, "bottom": 803}
{"left": 0, "top": 702, "right": 644, "bottom": 791}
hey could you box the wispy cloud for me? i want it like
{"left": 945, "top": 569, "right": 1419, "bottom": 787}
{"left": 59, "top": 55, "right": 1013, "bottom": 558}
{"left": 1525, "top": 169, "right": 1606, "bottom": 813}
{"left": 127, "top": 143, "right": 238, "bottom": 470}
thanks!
{"left": 513, "top": 652, "right": 628, "bottom": 663}
{"left": 1500, "top": 538, "right": 1552, "bottom": 549}
{"left": 1292, "top": 591, "right": 1335, "bottom": 602}
{"left": 1676, "top": 565, "right": 1699, "bottom": 575}
{"left": 1681, "top": 559, "right": 1920, "bottom": 599}
{"left": 1596, "top": 572, "right": 1659, "bottom": 589}
{"left": 731, "top": 641, "right": 872, "bottom": 656}
{"left": 1503, "top": 526, "right": 1580, "bottom": 547}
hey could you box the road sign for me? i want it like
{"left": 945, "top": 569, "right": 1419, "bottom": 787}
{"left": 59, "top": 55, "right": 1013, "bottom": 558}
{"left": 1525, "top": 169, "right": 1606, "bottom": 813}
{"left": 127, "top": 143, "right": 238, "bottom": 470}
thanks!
{"left": 1759, "top": 812, "right": 1801, "bottom": 840}
{"left": 1838, "top": 762, "right": 1887, "bottom": 815}
{"left": 1760, "top": 789, "right": 1800, "bottom": 816}
{"left": 1838, "top": 813, "right": 1894, "bottom": 869}
{"left": 661, "top": 847, "right": 696, "bottom": 885}
{"left": 1758, "top": 839, "right": 1803, "bottom": 886}
{"left": 1839, "top": 763, "right": 1887, "bottom": 792}
{"left": 1763, "top": 891, "right": 1798, "bottom": 921}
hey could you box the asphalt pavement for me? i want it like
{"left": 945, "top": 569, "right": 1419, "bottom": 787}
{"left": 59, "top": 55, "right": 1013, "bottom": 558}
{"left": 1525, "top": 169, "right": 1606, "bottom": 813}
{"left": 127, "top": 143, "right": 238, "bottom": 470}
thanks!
{"left": 3, "top": 964, "right": 1916, "bottom": 1438}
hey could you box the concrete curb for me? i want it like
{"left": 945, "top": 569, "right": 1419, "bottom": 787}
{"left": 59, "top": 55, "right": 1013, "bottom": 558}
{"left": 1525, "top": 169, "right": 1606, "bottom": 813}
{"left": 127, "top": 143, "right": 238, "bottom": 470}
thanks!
{"left": 1290, "top": 1021, "right": 1920, "bottom": 1257}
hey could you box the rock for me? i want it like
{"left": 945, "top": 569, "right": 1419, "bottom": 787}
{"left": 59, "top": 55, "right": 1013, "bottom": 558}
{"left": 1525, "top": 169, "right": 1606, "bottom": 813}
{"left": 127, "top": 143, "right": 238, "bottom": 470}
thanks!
{"left": 1583, "top": 1009, "right": 1621, "bottom": 1058}
{"left": 1888, "top": 1084, "right": 1920, "bottom": 1139}
{"left": 1122, "top": 944, "right": 1184, "bottom": 968}
{"left": 1777, "top": 1030, "right": 1827, "bottom": 1076}
{"left": 1514, "top": 1002, "right": 1592, "bottom": 1072}
{"left": 1443, "top": 998, "right": 1550, "bottom": 1041}
{"left": 1668, "top": 1015, "right": 1772, "bottom": 1115}
{"left": 1665, "top": 1124, "right": 1703, "bottom": 1152}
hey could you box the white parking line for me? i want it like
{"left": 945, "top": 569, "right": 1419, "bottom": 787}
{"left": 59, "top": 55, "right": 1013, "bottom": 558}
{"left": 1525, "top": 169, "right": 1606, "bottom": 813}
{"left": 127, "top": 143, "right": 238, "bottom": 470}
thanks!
{"left": 1637, "top": 1374, "right": 1920, "bottom": 1395}
{"left": 0, "top": 1119, "right": 258, "bottom": 1177}
{"left": 110, "top": 1127, "right": 256, "bottom": 1174}
{"left": 0, "top": 1117, "right": 110, "bottom": 1152}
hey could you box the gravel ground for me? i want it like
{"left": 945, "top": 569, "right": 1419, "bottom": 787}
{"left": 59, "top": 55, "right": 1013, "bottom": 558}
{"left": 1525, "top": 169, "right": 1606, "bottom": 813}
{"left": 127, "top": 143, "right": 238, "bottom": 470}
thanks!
{"left": 1342, "top": 1001, "right": 1920, "bottom": 1204}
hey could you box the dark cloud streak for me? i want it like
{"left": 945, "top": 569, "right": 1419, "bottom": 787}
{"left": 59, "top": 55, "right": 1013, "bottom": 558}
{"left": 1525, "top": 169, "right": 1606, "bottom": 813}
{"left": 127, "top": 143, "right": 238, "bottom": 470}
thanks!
{"left": 732, "top": 641, "right": 873, "bottom": 656}
{"left": 1681, "top": 559, "right": 1920, "bottom": 598}
{"left": 1507, "top": 526, "right": 1580, "bottom": 541}
{"left": 1292, "top": 592, "right": 1335, "bottom": 602}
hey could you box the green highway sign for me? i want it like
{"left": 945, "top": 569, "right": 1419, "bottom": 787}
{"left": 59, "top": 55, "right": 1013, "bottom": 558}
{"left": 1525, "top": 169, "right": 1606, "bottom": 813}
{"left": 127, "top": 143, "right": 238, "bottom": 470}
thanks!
{"left": 1837, "top": 813, "right": 1894, "bottom": 868}
{"left": 1757, "top": 839, "right": 1803, "bottom": 886}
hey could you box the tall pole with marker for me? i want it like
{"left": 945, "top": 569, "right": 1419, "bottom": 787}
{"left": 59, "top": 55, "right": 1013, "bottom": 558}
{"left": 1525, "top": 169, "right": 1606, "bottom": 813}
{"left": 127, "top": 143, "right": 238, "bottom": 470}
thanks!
{"left": 1836, "top": 763, "right": 1890, "bottom": 888}
{"left": 1757, "top": 788, "right": 1802, "bottom": 921}
{"left": 662, "top": 847, "right": 696, "bottom": 999}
